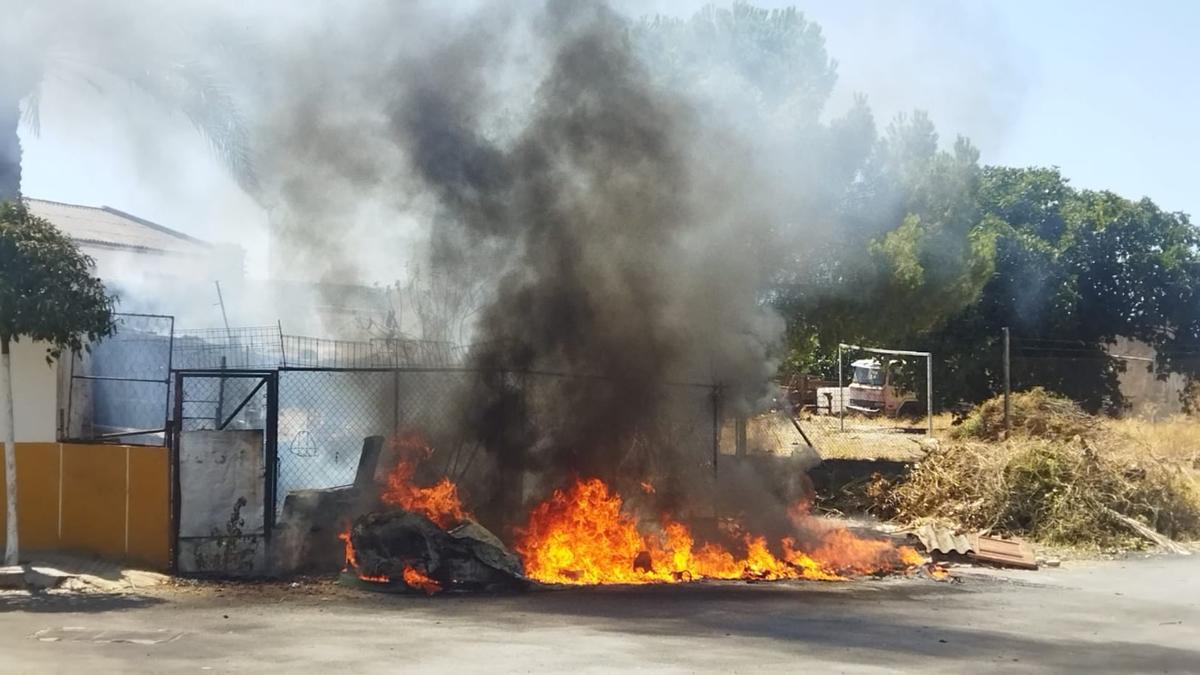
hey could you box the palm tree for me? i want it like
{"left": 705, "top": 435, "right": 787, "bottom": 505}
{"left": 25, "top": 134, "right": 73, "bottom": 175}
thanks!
{"left": 0, "top": 1, "right": 255, "bottom": 203}
{"left": 0, "top": 1, "right": 255, "bottom": 565}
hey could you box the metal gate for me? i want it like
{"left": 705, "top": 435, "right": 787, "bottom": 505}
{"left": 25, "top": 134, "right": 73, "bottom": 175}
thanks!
{"left": 170, "top": 370, "right": 278, "bottom": 576}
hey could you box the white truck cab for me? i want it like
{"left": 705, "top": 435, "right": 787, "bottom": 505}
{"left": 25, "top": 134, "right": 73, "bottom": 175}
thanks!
{"left": 846, "top": 358, "right": 917, "bottom": 417}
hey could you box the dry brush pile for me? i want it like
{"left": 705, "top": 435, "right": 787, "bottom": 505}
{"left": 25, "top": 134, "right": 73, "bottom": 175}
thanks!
{"left": 878, "top": 389, "right": 1200, "bottom": 550}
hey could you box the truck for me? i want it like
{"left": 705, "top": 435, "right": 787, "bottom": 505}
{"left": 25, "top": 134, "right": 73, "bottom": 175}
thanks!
{"left": 844, "top": 358, "right": 918, "bottom": 417}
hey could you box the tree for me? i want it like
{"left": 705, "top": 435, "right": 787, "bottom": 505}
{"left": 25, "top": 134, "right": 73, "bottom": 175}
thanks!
{"left": 923, "top": 167, "right": 1200, "bottom": 412}
{"left": 0, "top": 1, "right": 254, "bottom": 203}
{"left": 773, "top": 113, "right": 994, "bottom": 380}
{"left": 634, "top": 2, "right": 838, "bottom": 124}
{"left": 0, "top": 201, "right": 115, "bottom": 565}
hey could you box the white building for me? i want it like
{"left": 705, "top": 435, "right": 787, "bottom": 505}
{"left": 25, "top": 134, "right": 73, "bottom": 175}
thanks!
{"left": 13, "top": 198, "right": 241, "bottom": 442}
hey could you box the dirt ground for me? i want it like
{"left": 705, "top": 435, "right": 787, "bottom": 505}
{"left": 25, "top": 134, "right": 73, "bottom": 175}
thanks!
{"left": 2, "top": 555, "right": 1197, "bottom": 673}
{"left": 729, "top": 411, "right": 943, "bottom": 462}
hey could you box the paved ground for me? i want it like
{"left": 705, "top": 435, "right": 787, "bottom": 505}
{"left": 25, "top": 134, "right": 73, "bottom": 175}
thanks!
{"left": 1, "top": 555, "right": 1197, "bottom": 674}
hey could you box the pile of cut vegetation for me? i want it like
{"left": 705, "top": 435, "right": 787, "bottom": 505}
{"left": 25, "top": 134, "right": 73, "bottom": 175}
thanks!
{"left": 951, "top": 387, "right": 1095, "bottom": 442}
{"left": 883, "top": 390, "right": 1200, "bottom": 550}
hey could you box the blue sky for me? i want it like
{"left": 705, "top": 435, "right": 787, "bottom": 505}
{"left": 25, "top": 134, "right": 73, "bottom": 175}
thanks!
{"left": 20, "top": 0, "right": 1200, "bottom": 270}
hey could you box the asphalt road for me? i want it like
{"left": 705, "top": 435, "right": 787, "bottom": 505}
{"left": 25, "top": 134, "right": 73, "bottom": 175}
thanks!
{"left": 1, "top": 555, "right": 1197, "bottom": 674}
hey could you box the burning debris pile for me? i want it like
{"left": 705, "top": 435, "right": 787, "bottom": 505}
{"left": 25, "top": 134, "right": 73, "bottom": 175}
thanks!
{"left": 248, "top": 3, "right": 942, "bottom": 590}
{"left": 515, "top": 477, "right": 924, "bottom": 584}
{"left": 337, "top": 435, "right": 931, "bottom": 594}
{"left": 341, "top": 513, "right": 525, "bottom": 595}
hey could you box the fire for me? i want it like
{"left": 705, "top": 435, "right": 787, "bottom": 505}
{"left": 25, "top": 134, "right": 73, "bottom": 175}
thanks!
{"left": 338, "top": 529, "right": 390, "bottom": 583}
{"left": 339, "top": 527, "right": 447, "bottom": 593}
{"left": 515, "top": 478, "right": 922, "bottom": 585}
{"left": 380, "top": 433, "right": 472, "bottom": 529}
{"left": 402, "top": 566, "right": 443, "bottom": 595}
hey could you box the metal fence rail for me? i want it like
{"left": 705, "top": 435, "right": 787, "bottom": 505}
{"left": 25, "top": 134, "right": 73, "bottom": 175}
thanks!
{"left": 64, "top": 312, "right": 174, "bottom": 445}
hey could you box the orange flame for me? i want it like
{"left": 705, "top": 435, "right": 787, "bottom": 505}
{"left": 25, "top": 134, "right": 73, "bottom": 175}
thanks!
{"left": 380, "top": 433, "right": 472, "bottom": 529}
{"left": 925, "top": 564, "right": 952, "bottom": 580}
{"left": 402, "top": 566, "right": 443, "bottom": 595}
{"left": 516, "top": 478, "right": 921, "bottom": 585}
{"left": 338, "top": 528, "right": 390, "bottom": 583}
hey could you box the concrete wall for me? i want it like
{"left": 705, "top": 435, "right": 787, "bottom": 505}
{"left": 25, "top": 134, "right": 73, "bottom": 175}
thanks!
{"left": 9, "top": 339, "right": 59, "bottom": 442}
{"left": 0, "top": 443, "right": 170, "bottom": 569}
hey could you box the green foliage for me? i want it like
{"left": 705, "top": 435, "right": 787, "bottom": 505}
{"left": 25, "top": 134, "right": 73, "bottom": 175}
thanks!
{"left": 635, "top": 2, "right": 837, "bottom": 121}
{"left": 924, "top": 167, "right": 1200, "bottom": 411}
{"left": 0, "top": 201, "right": 116, "bottom": 358}
{"left": 776, "top": 115, "right": 995, "bottom": 378}
{"left": 640, "top": 3, "right": 1200, "bottom": 409}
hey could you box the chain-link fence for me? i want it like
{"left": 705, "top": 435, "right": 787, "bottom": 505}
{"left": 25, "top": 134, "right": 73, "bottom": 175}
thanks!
{"left": 272, "top": 368, "right": 720, "bottom": 512}
{"left": 64, "top": 313, "right": 174, "bottom": 445}
{"left": 173, "top": 327, "right": 285, "bottom": 370}
{"left": 1009, "top": 335, "right": 1195, "bottom": 418}
{"left": 782, "top": 344, "right": 936, "bottom": 461}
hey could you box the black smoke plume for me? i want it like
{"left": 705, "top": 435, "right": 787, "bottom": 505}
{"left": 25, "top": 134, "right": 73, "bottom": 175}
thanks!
{"left": 230, "top": 0, "right": 786, "bottom": 525}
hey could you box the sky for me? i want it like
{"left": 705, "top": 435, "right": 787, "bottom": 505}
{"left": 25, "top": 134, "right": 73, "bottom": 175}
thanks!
{"left": 19, "top": 0, "right": 1200, "bottom": 278}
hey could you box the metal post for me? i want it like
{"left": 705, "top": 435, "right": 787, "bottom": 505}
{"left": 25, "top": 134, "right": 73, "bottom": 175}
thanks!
{"left": 264, "top": 373, "right": 279, "bottom": 540}
{"left": 838, "top": 343, "right": 844, "bottom": 432}
{"left": 711, "top": 385, "right": 721, "bottom": 478}
{"left": 215, "top": 356, "right": 227, "bottom": 429}
{"left": 64, "top": 349, "right": 77, "bottom": 440}
{"left": 392, "top": 368, "right": 400, "bottom": 439}
{"left": 926, "top": 353, "right": 934, "bottom": 437}
{"left": 170, "top": 370, "right": 185, "bottom": 574}
{"left": 1003, "top": 326, "right": 1011, "bottom": 439}
{"left": 277, "top": 319, "right": 287, "bottom": 368}
{"left": 164, "top": 315, "right": 175, "bottom": 445}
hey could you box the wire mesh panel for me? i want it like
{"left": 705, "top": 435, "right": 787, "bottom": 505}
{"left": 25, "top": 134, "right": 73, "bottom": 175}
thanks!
{"left": 66, "top": 312, "right": 174, "bottom": 444}
{"left": 276, "top": 369, "right": 398, "bottom": 499}
{"left": 173, "top": 327, "right": 285, "bottom": 370}
{"left": 794, "top": 412, "right": 928, "bottom": 461}
{"left": 281, "top": 336, "right": 466, "bottom": 368}
{"left": 269, "top": 367, "right": 721, "bottom": 515}
{"left": 178, "top": 374, "right": 271, "bottom": 433}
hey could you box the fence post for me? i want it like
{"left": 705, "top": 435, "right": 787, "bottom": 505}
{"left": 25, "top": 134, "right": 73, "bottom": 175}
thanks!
{"left": 277, "top": 320, "right": 287, "bottom": 368}
{"left": 215, "top": 356, "right": 227, "bottom": 428}
{"left": 264, "top": 372, "right": 279, "bottom": 539}
{"left": 838, "top": 343, "right": 844, "bottom": 432}
{"left": 1003, "top": 326, "right": 1011, "bottom": 439}
{"left": 164, "top": 315, "right": 175, "bottom": 444}
{"left": 392, "top": 368, "right": 400, "bottom": 439}
{"left": 170, "top": 370, "right": 185, "bottom": 574}
{"left": 711, "top": 385, "right": 721, "bottom": 479}
{"left": 926, "top": 353, "right": 934, "bottom": 437}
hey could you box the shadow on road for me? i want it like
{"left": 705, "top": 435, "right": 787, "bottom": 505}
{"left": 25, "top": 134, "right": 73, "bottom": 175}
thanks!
{"left": 0, "top": 592, "right": 167, "bottom": 614}
{"left": 345, "top": 577, "right": 1200, "bottom": 672}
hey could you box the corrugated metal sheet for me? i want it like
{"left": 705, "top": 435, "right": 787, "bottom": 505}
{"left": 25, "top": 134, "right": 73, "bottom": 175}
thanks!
{"left": 27, "top": 199, "right": 211, "bottom": 255}
{"left": 909, "top": 524, "right": 1039, "bottom": 569}
{"left": 911, "top": 524, "right": 975, "bottom": 555}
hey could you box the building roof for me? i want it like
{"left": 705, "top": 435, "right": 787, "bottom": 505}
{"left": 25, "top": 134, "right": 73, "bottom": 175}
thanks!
{"left": 26, "top": 198, "right": 212, "bottom": 256}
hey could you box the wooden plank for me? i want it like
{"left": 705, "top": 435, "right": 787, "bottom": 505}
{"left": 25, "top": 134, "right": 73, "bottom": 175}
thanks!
{"left": 968, "top": 535, "right": 1038, "bottom": 570}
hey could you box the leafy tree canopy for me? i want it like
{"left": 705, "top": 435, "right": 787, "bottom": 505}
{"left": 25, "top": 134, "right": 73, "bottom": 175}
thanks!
{"left": 0, "top": 201, "right": 116, "bottom": 358}
{"left": 638, "top": 3, "right": 1200, "bottom": 412}
{"left": 924, "top": 168, "right": 1200, "bottom": 412}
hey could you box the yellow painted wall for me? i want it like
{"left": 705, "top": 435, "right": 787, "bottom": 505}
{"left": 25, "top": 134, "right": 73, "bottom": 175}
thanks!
{"left": 0, "top": 442, "right": 170, "bottom": 570}
{"left": 0, "top": 443, "right": 59, "bottom": 551}
{"left": 127, "top": 447, "right": 171, "bottom": 569}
